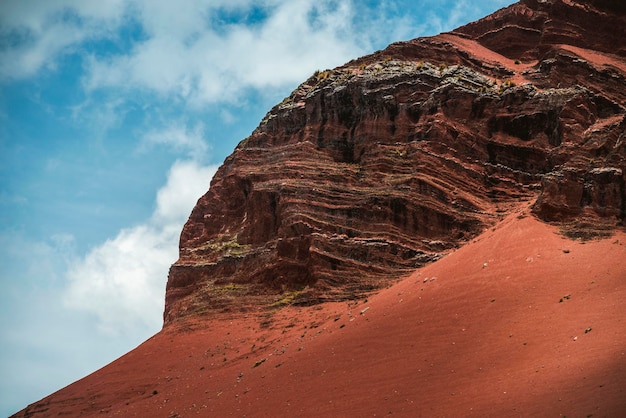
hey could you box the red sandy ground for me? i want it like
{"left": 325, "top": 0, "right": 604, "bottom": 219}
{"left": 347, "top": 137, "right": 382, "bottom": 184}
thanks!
{"left": 19, "top": 205, "right": 626, "bottom": 417}
{"left": 440, "top": 32, "right": 626, "bottom": 86}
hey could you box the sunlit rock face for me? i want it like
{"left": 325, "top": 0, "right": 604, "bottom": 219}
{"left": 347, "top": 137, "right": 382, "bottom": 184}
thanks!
{"left": 164, "top": 0, "right": 625, "bottom": 324}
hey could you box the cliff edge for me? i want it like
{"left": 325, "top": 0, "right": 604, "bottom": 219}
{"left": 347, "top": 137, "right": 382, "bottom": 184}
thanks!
{"left": 164, "top": 0, "right": 626, "bottom": 324}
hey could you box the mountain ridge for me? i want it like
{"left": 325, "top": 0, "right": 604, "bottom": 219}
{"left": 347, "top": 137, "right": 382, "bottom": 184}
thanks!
{"left": 164, "top": 0, "right": 625, "bottom": 324}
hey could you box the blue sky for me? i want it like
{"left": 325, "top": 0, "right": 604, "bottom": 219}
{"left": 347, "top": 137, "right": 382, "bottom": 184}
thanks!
{"left": 0, "top": 0, "right": 515, "bottom": 415}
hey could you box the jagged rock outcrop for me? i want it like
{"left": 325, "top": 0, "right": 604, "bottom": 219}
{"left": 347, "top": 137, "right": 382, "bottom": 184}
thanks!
{"left": 164, "top": 0, "right": 625, "bottom": 324}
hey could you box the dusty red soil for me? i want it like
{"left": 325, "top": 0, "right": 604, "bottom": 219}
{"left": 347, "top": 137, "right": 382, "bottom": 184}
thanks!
{"left": 18, "top": 204, "right": 626, "bottom": 417}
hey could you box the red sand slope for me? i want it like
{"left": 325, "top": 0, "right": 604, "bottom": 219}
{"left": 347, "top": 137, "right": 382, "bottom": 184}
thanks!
{"left": 16, "top": 206, "right": 626, "bottom": 417}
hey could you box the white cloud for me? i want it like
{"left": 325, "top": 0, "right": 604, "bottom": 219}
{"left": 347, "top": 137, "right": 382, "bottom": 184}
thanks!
{"left": 3, "top": 1, "right": 360, "bottom": 103}
{"left": 0, "top": 227, "right": 136, "bottom": 416}
{"left": 141, "top": 122, "right": 209, "bottom": 161}
{"left": 153, "top": 159, "right": 214, "bottom": 223}
{"left": 0, "top": 0, "right": 127, "bottom": 79}
{"left": 63, "top": 159, "right": 217, "bottom": 336}
{"left": 83, "top": 0, "right": 366, "bottom": 105}
{"left": 1, "top": 0, "right": 520, "bottom": 91}
{"left": 1, "top": 0, "right": 518, "bottom": 105}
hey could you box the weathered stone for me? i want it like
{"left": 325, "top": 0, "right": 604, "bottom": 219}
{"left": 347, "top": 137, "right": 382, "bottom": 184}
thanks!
{"left": 164, "top": 0, "right": 626, "bottom": 324}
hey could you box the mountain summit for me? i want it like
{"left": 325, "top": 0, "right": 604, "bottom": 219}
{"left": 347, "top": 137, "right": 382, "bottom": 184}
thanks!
{"left": 14, "top": 1, "right": 626, "bottom": 416}
{"left": 164, "top": 0, "right": 625, "bottom": 323}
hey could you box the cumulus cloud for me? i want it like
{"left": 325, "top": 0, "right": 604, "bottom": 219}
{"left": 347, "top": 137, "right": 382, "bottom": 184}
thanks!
{"left": 63, "top": 159, "right": 217, "bottom": 336}
{"left": 0, "top": 0, "right": 127, "bottom": 79}
{"left": 140, "top": 122, "right": 209, "bottom": 161}
{"left": 1, "top": 0, "right": 517, "bottom": 95}
{"left": 84, "top": 0, "right": 364, "bottom": 105}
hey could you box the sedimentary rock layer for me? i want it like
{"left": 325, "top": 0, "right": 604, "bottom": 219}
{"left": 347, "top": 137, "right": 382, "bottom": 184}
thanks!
{"left": 164, "top": 0, "right": 625, "bottom": 323}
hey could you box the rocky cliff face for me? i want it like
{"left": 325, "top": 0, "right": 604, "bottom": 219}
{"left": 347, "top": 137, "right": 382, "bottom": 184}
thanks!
{"left": 164, "top": 0, "right": 625, "bottom": 324}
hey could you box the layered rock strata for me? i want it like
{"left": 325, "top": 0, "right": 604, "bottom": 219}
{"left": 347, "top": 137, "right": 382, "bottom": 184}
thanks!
{"left": 164, "top": 0, "right": 625, "bottom": 323}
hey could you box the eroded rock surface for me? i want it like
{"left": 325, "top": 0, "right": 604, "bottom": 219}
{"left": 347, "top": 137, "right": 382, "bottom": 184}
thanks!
{"left": 164, "top": 0, "right": 625, "bottom": 324}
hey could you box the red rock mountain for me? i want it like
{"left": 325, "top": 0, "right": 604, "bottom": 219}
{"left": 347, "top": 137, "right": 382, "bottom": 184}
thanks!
{"left": 164, "top": 0, "right": 625, "bottom": 323}
{"left": 14, "top": 0, "right": 626, "bottom": 416}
